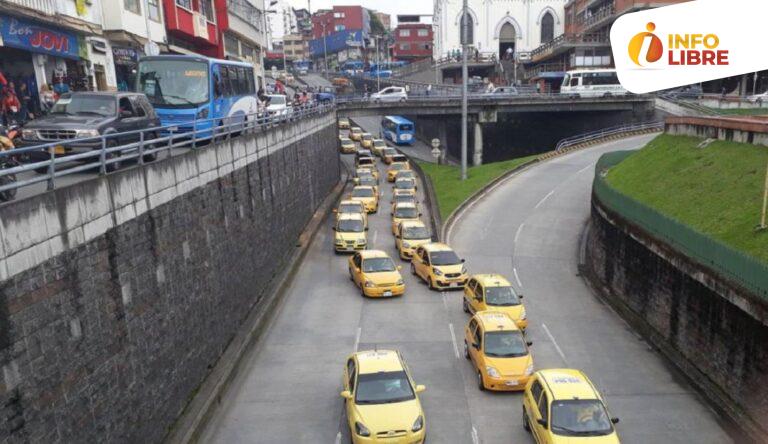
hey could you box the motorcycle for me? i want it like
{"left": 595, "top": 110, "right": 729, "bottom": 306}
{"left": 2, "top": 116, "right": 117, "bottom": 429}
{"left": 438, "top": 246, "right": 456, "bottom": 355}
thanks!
{"left": 0, "top": 123, "right": 20, "bottom": 202}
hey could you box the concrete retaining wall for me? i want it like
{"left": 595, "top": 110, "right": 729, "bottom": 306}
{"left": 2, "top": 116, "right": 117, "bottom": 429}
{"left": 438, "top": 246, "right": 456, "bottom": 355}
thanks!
{"left": 665, "top": 116, "right": 768, "bottom": 146}
{"left": 585, "top": 198, "right": 768, "bottom": 440}
{"left": 0, "top": 112, "right": 339, "bottom": 443}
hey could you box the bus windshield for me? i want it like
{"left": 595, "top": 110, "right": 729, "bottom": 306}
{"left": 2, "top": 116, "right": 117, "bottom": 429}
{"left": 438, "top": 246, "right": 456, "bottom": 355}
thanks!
{"left": 138, "top": 59, "right": 210, "bottom": 108}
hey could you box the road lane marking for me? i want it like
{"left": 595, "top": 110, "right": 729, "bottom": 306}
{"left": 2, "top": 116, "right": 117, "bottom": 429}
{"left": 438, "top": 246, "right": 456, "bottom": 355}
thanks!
{"left": 514, "top": 223, "right": 525, "bottom": 244}
{"left": 372, "top": 230, "right": 378, "bottom": 246}
{"left": 448, "top": 323, "right": 460, "bottom": 359}
{"left": 577, "top": 163, "right": 594, "bottom": 174}
{"left": 471, "top": 426, "right": 480, "bottom": 444}
{"left": 354, "top": 327, "right": 362, "bottom": 352}
{"left": 542, "top": 323, "right": 568, "bottom": 365}
{"left": 535, "top": 190, "right": 555, "bottom": 209}
{"left": 513, "top": 268, "right": 523, "bottom": 288}
{"left": 442, "top": 291, "right": 448, "bottom": 310}
{"left": 335, "top": 432, "right": 342, "bottom": 444}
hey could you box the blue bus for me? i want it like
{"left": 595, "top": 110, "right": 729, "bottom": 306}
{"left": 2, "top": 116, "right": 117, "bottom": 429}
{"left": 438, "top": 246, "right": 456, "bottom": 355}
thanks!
{"left": 381, "top": 116, "right": 415, "bottom": 145}
{"left": 136, "top": 55, "right": 259, "bottom": 137}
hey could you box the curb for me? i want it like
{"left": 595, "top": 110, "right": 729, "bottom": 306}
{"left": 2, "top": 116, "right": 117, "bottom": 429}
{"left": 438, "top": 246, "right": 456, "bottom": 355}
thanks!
{"left": 409, "top": 160, "right": 442, "bottom": 241}
{"left": 165, "top": 165, "right": 349, "bottom": 444}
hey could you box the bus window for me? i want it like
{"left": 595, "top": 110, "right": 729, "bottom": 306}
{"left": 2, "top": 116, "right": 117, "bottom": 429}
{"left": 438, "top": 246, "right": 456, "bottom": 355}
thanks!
{"left": 570, "top": 76, "right": 579, "bottom": 87}
{"left": 246, "top": 69, "right": 255, "bottom": 94}
{"left": 213, "top": 65, "right": 223, "bottom": 98}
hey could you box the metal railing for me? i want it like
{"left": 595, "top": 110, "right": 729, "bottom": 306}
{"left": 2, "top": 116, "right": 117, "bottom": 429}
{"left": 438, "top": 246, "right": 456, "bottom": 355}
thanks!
{"left": 0, "top": 104, "right": 334, "bottom": 198}
{"left": 336, "top": 92, "right": 652, "bottom": 106}
{"left": 554, "top": 121, "right": 664, "bottom": 152}
{"left": 530, "top": 33, "right": 609, "bottom": 58}
{"left": 579, "top": 3, "right": 616, "bottom": 31}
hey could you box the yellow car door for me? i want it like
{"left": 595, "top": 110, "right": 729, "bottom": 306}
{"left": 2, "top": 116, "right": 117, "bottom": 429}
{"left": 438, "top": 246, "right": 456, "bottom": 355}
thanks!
{"left": 349, "top": 253, "right": 363, "bottom": 288}
{"left": 465, "top": 279, "right": 482, "bottom": 314}
{"left": 344, "top": 358, "right": 358, "bottom": 432}
{"left": 530, "top": 384, "right": 551, "bottom": 443}
{"left": 413, "top": 248, "right": 429, "bottom": 280}
{"left": 468, "top": 321, "right": 483, "bottom": 367}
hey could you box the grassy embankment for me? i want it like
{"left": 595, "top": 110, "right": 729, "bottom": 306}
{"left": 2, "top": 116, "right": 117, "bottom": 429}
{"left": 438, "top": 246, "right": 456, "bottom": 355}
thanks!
{"left": 606, "top": 134, "right": 768, "bottom": 263}
{"left": 418, "top": 155, "right": 539, "bottom": 220}
{"left": 707, "top": 108, "right": 768, "bottom": 116}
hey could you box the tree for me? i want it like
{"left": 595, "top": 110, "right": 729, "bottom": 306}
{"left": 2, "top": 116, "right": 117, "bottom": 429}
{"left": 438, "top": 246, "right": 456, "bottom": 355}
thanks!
{"left": 369, "top": 11, "right": 386, "bottom": 36}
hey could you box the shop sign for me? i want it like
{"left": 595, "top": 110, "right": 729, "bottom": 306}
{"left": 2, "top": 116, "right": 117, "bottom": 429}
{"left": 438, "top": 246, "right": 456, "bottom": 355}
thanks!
{"left": 113, "top": 46, "right": 139, "bottom": 64}
{"left": 0, "top": 16, "right": 79, "bottom": 59}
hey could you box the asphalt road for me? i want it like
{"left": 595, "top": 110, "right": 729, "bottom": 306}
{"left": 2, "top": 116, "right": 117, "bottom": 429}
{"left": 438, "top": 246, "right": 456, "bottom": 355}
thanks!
{"left": 199, "top": 133, "right": 736, "bottom": 443}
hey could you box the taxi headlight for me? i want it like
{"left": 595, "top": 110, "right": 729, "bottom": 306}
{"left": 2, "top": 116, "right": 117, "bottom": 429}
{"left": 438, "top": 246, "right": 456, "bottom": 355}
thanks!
{"left": 486, "top": 366, "right": 501, "bottom": 378}
{"left": 364, "top": 280, "right": 375, "bottom": 288}
{"left": 412, "top": 415, "right": 424, "bottom": 432}
{"left": 355, "top": 421, "right": 371, "bottom": 437}
{"left": 433, "top": 268, "right": 443, "bottom": 276}
{"left": 22, "top": 129, "right": 37, "bottom": 140}
{"left": 76, "top": 129, "right": 100, "bottom": 138}
{"left": 396, "top": 279, "right": 404, "bottom": 286}
{"left": 401, "top": 241, "right": 411, "bottom": 248}
{"left": 358, "top": 239, "right": 367, "bottom": 245}
{"left": 335, "top": 239, "right": 343, "bottom": 245}
{"left": 461, "top": 266, "right": 468, "bottom": 275}
{"left": 525, "top": 364, "right": 534, "bottom": 376}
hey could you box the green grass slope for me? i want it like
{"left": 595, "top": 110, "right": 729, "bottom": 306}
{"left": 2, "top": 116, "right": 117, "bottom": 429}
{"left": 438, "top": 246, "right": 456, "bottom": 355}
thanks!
{"left": 606, "top": 134, "right": 768, "bottom": 263}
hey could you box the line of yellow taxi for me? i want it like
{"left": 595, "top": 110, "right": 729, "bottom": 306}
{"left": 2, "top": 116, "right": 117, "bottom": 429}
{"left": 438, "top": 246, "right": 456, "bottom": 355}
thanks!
{"left": 333, "top": 118, "right": 620, "bottom": 444}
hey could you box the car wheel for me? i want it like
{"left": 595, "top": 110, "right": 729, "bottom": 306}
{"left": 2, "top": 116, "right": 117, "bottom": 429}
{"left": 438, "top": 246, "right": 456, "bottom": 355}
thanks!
{"left": 462, "top": 299, "right": 470, "bottom": 313}
{"left": 104, "top": 140, "right": 122, "bottom": 172}
{"left": 428, "top": 277, "right": 436, "bottom": 291}
{"left": 523, "top": 409, "right": 531, "bottom": 432}
{"left": 477, "top": 371, "right": 485, "bottom": 391}
{"left": 464, "top": 341, "right": 470, "bottom": 360}
{"left": 399, "top": 98, "right": 406, "bottom": 103}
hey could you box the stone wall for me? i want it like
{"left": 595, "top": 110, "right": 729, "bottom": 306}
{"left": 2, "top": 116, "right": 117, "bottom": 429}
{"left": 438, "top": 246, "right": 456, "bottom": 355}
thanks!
{"left": 585, "top": 199, "right": 768, "bottom": 441}
{"left": 0, "top": 112, "right": 339, "bottom": 443}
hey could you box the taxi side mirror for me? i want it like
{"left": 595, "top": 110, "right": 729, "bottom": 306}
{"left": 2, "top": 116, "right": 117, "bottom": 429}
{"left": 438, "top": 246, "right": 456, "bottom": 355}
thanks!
{"left": 519, "top": 294, "right": 524, "bottom": 299}
{"left": 340, "top": 390, "right": 352, "bottom": 399}
{"left": 537, "top": 418, "right": 548, "bottom": 428}
{"left": 365, "top": 227, "right": 369, "bottom": 231}
{"left": 526, "top": 341, "right": 533, "bottom": 346}
{"left": 332, "top": 227, "right": 337, "bottom": 231}
{"left": 419, "top": 213, "right": 422, "bottom": 217}
{"left": 472, "top": 342, "right": 480, "bottom": 350}
{"left": 415, "top": 385, "right": 426, "bottom": 393}
{"left": 611, "top": 417, "right": 620, "bottom": 424}
{"left": 461, "top": 258, "right": 466, "bottom": 263}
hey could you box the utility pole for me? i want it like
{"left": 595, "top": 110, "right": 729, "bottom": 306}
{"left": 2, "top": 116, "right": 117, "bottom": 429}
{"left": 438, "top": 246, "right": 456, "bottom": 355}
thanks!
{"left": 320, "top": 20, "right": 329, "bottom": 75}
{"left": 460, "top": 0, "right": 469, "bottom": 181}
{"left": 375, "top": 35, "right": 381, "bottom": 92}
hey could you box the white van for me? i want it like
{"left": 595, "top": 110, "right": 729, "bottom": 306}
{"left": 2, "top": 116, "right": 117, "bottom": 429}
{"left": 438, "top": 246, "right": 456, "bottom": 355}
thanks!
{"left": 560, "top": 69, "right": 628, "bottom": 98}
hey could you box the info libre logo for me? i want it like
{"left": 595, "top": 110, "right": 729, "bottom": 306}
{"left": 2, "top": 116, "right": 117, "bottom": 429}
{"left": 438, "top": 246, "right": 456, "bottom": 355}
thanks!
{"left": 627, "top": 22, "right": 730, "bottom": 68}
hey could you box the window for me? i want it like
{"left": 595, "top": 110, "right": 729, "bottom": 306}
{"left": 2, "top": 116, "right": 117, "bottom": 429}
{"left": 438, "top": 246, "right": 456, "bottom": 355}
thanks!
{"left": 246, "top": 69, "right": 255, "bottom": 94}
{"left": 175, "top": 0, "right": 191, "bottom": 10}
{"left": 221, "top": 66, "right": 232, "bottom": 96}
{"left": 124, "top": 0, "right": 140, "bottom": 14}
{"left": 530, "top": 380, "right": 543, "bottom": 404}
{"left": 399, "top": 29, "right": 411, "bottom": 37}
{"left": 335, "top": 25, "right": 345, "bottom": 31}
{"left": 200, "top": 0, "right": 214, "bottom": 22}
{"left": 460, "top": 13, "right": 474, "bottom": 45}
{"left": 118, "top": 97, "right": 135, "bottom": 116}
{"left": 541, "top": 12, "right": 555, "bottom": 43}
{"left": 130, "top": 97, "right": 146, "bottom": 117}
{"left": 334, "top": 12, "right": 345, "bottom": 18}
{"left": 399, "top": 43, "right": 410, "bottom": 51}
{"left": 347, "top": 359, "right": 356, "bottom": 391}
{"left": 147, "top": 0, "right": 161, "bottom": 21}
{"left": 417, "top": 29, "right": 429, "bottom": 37}
{"left": 538, "top": 392, "right": 549, "bottom": 422}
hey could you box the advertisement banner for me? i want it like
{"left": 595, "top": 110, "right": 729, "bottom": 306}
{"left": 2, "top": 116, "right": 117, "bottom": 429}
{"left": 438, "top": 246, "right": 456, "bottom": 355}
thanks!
{"left": 0, "top": 16, "right": 79, "bottom": 59}
{"left": 611, "top": 0, "right": 768, "bottom": 93}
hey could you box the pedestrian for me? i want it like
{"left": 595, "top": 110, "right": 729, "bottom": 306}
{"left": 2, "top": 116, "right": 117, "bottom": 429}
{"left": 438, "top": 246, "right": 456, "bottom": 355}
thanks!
{"left": 426, "top": 84, "right": 432, "bottom": 96}
{"left": 53, "top": 75, "right": 70, "bottom": 96}
{"left": 17, "top": 83, "right": 31, "bottom": 121}
{"left": 40, "top": 84, "right": 56, "bottom": 113}
{"left": 405, "top": 84, "right": 410, "bottom": 94}
{"left": 505, "top": 46, "right": 513, "bottom": 60}
{"left": 1, "top": 87, "right": 21, "bottom": 126}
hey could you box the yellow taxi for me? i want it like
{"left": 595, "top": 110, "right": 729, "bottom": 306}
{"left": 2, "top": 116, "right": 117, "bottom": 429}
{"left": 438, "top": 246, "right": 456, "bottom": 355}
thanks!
{"left": 350, "top": 185, "right": 379, "bottom": 213}
{"left": 391, "top": 202, "right": 421, "bottom": 235}
{"left": 356, "top": 176, "right": 380, "bottom": 197}
{"left": 387, "top": 162, "right": 411, "bottom": 182}
{"left": 339, "top": 117, "right": 351, "bottom": 129}
{"left": 463, "top": 274, "right": 527, "bottom": 330}
{"left": 348, "top": 250, "right": 405, "bottom": 298}
{"left": 392, "top": 189, "right": 416, "bottom": 205}
{"left": 395, "top": 220, "right": 432, "bottom": 260}
{"left": 394, "top": 177, "right": 418, "bottom": 194}
{"left": 523, "top": 369, "right": 620, "bottom": 443}
{"left": 340, "top": 137, "right": 356, "bottom": 154}
{"left": 372, "top": 139, "right": 388, "bottom": 157}
{"left": 391, "top": 192, "right": 419, "bottom": 213}
{"left": 464, "top": 311, "right": 533, "bottom": 392}
{"left": 342, "top": 350, "right": 426, "bottom": 444}
{"left": 361, "top": 133, "right": 374, "bottom": 149}
{"left": 354, "top": 171, "right": 379, "bottom": 186}
{"left": 350, "top": 126, "right": 364, "bottom": 141}
{"left": 381, "top": 147, "right": 399, "bottom": 164}
{"left": 334, "top": 200, "right": 368, "bottom": 228}
{"left": 394, "top": 170, "right": 416, "bottom": 182}
{"left": 357, "top": 156, "right": 376, "bottom": 171}
{"left": 357, "top": 166, "right": 379, "bottom": 181}
{"left": 334, "top": 213, "right": 368, "bottom": 253}
{"left": 410, "top": 243, "right": 468, "bottom": 290}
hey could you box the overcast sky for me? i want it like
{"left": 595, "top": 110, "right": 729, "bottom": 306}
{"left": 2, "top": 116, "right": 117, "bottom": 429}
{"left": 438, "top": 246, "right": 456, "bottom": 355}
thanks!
{"left": 285, "top": 0, "right": 433, "bottom": 23}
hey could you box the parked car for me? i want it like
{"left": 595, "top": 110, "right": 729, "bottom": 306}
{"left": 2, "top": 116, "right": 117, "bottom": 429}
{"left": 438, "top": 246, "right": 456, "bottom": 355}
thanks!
{"left": 20, "top": 92, "right": 160, "bottom": 172}
{"left": 266, "top": 94, "right": 291, "bottom": 117}
{"left": 370, "top": 87, "right": 408, "bottom": 103}
{"left": 748, "top": 91, "right": 768, "bottom": 104}
{"left": 486, "top": 86, "right": 519, "bottom": 96}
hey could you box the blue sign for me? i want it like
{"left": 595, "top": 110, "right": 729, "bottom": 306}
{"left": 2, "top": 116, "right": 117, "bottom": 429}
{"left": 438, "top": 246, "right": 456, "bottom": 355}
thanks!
{"left": 0, "top": 16, "right": 79, "bottom": 59}
{"left": 309, "top": 30, "right": 364, "bottom": 57}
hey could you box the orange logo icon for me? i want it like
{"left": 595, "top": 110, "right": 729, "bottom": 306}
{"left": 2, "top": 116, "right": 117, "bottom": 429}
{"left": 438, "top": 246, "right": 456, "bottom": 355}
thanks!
{"left": 628, "top": 22, "right": 664, "bottom": 66}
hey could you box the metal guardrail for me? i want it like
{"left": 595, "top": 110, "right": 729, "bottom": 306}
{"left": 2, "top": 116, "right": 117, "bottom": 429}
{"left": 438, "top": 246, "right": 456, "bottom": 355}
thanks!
{"left": 336, "top": 92, "right": 653, "bottom": 106}
{"left": 0, "top": 104, "right": 335, "bottom": 198}
{"left": 554, "top": 121, "right": 664, "bottom": 152}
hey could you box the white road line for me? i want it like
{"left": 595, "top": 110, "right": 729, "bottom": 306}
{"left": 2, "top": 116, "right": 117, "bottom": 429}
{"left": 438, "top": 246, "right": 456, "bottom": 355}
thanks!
{"left": 353, "top": 327, "right": 362, "bottom": 352}
{"left": 514, "top": 223, "right": 525, "bottom": 244}
{"left": 542, "top": 323, "right": 568, "bottom": 365}
{"left": 372, "top": 230, "right": 378, "bottom": 246}
{"left": 334, "top": 432, "right": 342, "bottom": 444}
{"left": 577, "top": 163, "right": 594, "bottom": 174}
{"left": 513, "top": 268, "right": 523, "bottom": 288}
{"left": 448, "top": 323, "right": 460, "bottom": 359}
{"left": 471, "top": 426, "right": 480, "bottom": 444}
{"left": 534, "top": 190, "right": 555, "bottom": 209}
{"left": 442, "top": 291, "right": 448, "bottom": 310}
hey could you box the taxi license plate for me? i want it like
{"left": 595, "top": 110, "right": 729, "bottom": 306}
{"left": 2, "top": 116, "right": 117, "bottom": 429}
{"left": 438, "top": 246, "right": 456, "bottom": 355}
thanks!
{"left": 505, "top": 380, "right": 519, "bottom": 386}
{"left": 383, "top": 290, "right": 392, "bottom": 297}
{"left": 53, "top": 145, "right": 66, "bottom": 155}
{"left": 450, "top": 282, "right": 461, "bottom": 287}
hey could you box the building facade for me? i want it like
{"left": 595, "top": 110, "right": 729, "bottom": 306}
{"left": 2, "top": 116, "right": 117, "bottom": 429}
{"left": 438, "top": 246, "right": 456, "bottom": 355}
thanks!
{"left": 294, "top": 8, "right": 313, "bottom": 37}
{"left": 283, "top": 33, "right": 305, "bottom": 61}
{"left": 266, "top": 0, "right": 296, "bottom": 49}
{"left": 433, "top": 0, "right": 566, "bottom": 59}
{"left": 393, "top": 23, "right": 433, "bottom": 61}
{"left": 219, "top": 0, "right": 268, "bottom": 88}
{"left": 161, "top": 0, "right": 221, "bottom": 55}
{"left": 373, "top": 11, "right": 391, "bottom": 31}
{"left": 311, "top": 6, "right": 370, "bottom": 40}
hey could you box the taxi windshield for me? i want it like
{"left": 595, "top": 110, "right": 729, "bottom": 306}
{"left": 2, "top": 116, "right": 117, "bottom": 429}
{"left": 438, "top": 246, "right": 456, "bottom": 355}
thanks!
{"left": 483, "top": 331, "right": 527, "bottom": 357}
{"left": 403, "top": 226, "right": 430, "bottom": 240}
{"left": 395, "top": 179, "right": 415, "bottom": 189}
{"left": 395, "top": 207, "right": 418, "bottom": 218}
{"left": 383, "top": 148, "right": 397, "bottom": 156}
{"left": 355, "top": 371, "right": 415, "bottom": 405}
{"left": 374, "top": 141, "right": 386, "bottom": 147}
{"left": 339, "top": 203, "right": 362, "bottom": 213}
{"left": 551, "top": 400, "right": 613, "bottom": 437}
{"left": 430, "top": 250, "right": 460, "bottom": 265}
{"left": 358, "top": 158, "right": 374, "bottom": 166}
{"left": 338, "top": 219, "right": 364, "bottom": 232}
{"left": 390, "top": 163, "right": 407, "bottom": 171}
{"left": 359, "top": 177, "right": 376, "bottom": 186}
{"left": 394, "top": 195, "right": 416, "bottom": 205}
{"left": 352, "top": 188, "right": 374, "bottom": 198}
{"left": 362, "top": 257, "right": 396, "bottom": 273}
{"left": 485, "top": 287, "right": 521, "bottom": 306}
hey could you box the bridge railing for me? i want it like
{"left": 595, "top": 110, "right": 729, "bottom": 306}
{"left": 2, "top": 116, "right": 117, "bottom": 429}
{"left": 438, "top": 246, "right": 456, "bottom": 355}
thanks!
{"left": 336, "top": 92, "right": 654, "bottom": 105}
{"left": 0, "top": 104, "right": 335, "bottom": 200}
{"left": 554, "top": 121, "right": 664, "bottom": 152}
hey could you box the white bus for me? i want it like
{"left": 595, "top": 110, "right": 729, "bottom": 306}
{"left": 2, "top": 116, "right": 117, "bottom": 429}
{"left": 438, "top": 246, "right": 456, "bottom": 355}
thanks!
{"left": 560, "top": 69, "right": 628, "bottom": 98}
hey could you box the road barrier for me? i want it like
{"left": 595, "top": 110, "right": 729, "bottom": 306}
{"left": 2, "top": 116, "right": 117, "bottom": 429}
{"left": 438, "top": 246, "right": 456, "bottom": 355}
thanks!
{"left": 593, "top": 151, "right": 768, "bottom": 301}
{"left": 0, "top": 104, "right": 335, "bottom": 198}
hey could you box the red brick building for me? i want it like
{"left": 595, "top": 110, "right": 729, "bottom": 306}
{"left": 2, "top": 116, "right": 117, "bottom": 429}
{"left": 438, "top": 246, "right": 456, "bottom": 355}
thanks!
{"left": 162, "top": 0, "right": 222, "bottom": 56}
{"left": 311, "top": 6, "right": 368, "bottom": 39}
{"left": 392, "top": 23, "right": 433, "bottom": 61}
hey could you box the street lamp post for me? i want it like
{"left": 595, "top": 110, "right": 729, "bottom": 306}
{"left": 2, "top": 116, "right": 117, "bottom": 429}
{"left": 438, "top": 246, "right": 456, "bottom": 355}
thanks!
{"left": 320, "top": 21, "right": 329, "bottom": 75}
{"left": 375, "top": 35, "right": 381, "bottom": 92}
{"left": 460, "top": 0, "right": 469, "bottom": 181}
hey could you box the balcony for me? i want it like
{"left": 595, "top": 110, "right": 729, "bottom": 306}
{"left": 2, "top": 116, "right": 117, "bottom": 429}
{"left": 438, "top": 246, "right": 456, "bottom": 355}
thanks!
{"left": 523, "top": 62, "right": 567, "bottom": 80}
{"left": 578, "top": 3, "right": 616, "bottom": 33}
{"left": 529, "top": 33, "right": 609, "bottom": 63}
{"left": 0, "top": 0, "right": 56, "bottom": 16}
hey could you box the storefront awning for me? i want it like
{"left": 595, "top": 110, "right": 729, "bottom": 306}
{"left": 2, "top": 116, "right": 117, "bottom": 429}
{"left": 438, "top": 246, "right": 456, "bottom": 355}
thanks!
{"left": 0, "top": 16, "right": 80, "bottom": 59}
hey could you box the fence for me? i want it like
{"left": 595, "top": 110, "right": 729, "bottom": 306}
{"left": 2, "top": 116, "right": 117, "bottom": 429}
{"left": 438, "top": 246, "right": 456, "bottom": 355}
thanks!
{"left": 0, "top": 104, "right": 335, "bottom": 198}
{"left": 593, "top": 151, "right": 768, "bottom": 301}
{"left": 554, "top": 121, "right": 664, "bottom": 151}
